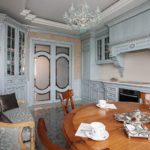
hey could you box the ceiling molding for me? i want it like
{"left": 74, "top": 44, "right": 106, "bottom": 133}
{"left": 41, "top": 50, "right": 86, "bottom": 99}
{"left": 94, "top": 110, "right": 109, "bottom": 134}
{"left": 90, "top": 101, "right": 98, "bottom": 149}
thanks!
{"left": 20, "top": 9, "right": 72, "bottom": 30}
{"left": 32, "top": 18, "right": 71, "bottom": 30}
{"left": 26, "top": 25, "right": 80, "bottom": 39}
{"left": 107, "top": 0, "right": 150, "bottom": 27}
{"left": 0, "top": 13, "right": 27, "bottom": 30}
{"left": 20, "top": 0, "right": 147, "bottom": 31}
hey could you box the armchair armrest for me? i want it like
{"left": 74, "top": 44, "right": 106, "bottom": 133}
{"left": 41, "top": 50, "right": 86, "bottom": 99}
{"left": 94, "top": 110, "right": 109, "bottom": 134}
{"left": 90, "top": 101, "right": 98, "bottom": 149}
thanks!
{"left": 17, "top": 99, "right": 25, "bottom": 105}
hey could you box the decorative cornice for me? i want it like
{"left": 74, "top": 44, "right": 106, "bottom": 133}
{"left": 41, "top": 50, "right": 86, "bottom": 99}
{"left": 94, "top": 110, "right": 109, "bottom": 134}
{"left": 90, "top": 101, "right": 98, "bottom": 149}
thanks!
{"left": 26, "top": 25, "right": 80, "bottom": 39}
{"left": 95, "top": 26, "right": 109, "bottom": 38}
{"left": 110, "top": 36, "right": 150, "bottom": 77}
{"left": 32, "top": 18, "right": 71, "bottom": 30}
{"left": 0, "top": 13, "right": 6, "bottom": 23}
{"left": 0, "top": 13, "right": 26, "bottom": 30}
{"left": 20, "top": 9, "right": 72, "bottom": 31}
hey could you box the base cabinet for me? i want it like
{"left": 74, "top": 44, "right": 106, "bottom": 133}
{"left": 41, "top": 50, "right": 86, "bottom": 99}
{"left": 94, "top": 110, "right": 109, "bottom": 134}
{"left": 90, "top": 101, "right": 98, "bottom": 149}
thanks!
{"left": 104, "top": 86, "right": 119, "bottom": 101}
{"left": 81, "top": 80, "right": 104, "bottom": 102}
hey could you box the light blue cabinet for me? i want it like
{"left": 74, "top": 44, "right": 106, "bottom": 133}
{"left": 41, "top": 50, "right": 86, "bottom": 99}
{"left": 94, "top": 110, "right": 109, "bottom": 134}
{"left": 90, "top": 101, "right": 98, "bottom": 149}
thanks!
{"left": 96, "top": 35, "right": 112, "bottom": 64}
{"left": 0, "top": 14, "right": 27, "bottom": 101}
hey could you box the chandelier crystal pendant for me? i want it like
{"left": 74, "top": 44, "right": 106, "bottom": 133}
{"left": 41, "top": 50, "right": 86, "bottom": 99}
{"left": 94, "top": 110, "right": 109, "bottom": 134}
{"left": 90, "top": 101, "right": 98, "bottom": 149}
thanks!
{"left": 64, "top": 0, "right": 102, "bottom": 32}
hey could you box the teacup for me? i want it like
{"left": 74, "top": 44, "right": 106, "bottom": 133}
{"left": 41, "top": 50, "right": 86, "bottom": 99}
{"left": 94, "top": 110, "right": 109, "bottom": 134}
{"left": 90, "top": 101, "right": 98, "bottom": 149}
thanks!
{"left": 98, "top": 100, "right": 106, "bottom": 108}
{"left": 90, "top": 122, "right": 106, "bottom": 137}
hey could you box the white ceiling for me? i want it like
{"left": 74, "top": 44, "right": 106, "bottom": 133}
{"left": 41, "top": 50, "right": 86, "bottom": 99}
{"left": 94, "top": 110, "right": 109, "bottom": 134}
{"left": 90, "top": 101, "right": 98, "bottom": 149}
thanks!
{"left": 0, "top": 0, "right": 148, "bottom": 33}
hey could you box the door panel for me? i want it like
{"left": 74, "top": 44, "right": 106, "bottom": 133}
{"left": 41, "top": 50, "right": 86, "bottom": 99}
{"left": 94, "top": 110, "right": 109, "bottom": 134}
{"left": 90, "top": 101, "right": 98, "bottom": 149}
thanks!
{"left": 34, "top": 44, "right": 51, "bottom": 102}
{"left": 35, "top": 56, "right": 50, "bottom": 90}
{"left": 55, "top": 46, "right": 70, "bottom": 99}
{"left": 56, "top": 57, "right": 69, "bottom": 89}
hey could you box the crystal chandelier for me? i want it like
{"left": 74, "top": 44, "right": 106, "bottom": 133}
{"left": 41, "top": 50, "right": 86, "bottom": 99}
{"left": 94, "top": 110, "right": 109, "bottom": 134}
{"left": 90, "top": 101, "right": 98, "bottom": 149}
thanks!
{"left": 64, "top": 0, "right": 102, "bottom": 32}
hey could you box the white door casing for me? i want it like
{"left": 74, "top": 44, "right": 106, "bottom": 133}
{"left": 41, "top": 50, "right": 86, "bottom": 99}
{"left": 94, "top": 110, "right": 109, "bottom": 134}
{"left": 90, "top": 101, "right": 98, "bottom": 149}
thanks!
{"left": 28, "top": 38, "right": 73, "bottom": 105}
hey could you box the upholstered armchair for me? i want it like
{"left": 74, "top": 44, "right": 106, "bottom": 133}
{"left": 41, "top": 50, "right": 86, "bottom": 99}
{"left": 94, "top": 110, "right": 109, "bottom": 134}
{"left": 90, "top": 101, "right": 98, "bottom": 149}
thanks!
{"left": 0, "top": 93, "right": 35, "bottom": 150}
{"left": 0, "top": 121, "right": 34, "bottom": 150}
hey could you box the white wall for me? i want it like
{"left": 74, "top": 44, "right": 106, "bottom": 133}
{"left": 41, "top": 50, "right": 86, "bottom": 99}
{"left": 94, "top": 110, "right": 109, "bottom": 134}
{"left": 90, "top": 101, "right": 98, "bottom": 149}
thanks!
{"left": 100, "top": 50, "right": 150, "bottom": 82}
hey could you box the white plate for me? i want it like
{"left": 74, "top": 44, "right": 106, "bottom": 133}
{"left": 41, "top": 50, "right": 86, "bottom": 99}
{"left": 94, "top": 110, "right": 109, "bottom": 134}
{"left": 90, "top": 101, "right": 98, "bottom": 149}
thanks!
{"left": 96, "top": 103, "right": 117, "bottom": 109}
{"left": 85, "top": 130, "right": 109, "bottom": 141}
{"left": 96, "top": 103, "right": 106, "bottom": 108}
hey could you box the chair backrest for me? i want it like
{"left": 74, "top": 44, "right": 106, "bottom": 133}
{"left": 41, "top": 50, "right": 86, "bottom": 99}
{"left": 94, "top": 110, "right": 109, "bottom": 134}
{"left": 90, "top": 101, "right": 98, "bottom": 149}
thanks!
{"left": 37, "top": 118, "right": 65, "bottom": 150}
{"left": 59, "top": 89, "right": 75, "bottom": 115}
{"left": 140, "top": 92, "right": 150, "bottom": 104}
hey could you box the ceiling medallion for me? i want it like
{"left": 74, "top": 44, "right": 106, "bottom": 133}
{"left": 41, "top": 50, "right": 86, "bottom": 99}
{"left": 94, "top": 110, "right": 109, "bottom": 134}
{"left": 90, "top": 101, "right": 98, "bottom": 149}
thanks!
{"left": 64, "top": 0, "right": 102, "bottom": 32}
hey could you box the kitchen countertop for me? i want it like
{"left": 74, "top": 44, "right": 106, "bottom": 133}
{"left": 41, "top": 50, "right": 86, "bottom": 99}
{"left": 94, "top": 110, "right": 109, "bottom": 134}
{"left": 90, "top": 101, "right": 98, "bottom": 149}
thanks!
{"left": 93, "top": 79, "right": 150, "bottom": 88}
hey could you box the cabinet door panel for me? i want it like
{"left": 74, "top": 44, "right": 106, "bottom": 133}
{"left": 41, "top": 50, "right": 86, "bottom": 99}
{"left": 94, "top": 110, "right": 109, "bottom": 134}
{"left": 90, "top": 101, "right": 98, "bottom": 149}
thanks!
{"left": 19, "top": 31, "right": 25, "bottom": 75}
{"left": 96, "top": 35, "right": 112, "bottom": 64}
{"left": 7, "top": 25, "right": 15, "bottom": 75}
{"left": 97, "top": 39, "right": 102, "bottom": 61}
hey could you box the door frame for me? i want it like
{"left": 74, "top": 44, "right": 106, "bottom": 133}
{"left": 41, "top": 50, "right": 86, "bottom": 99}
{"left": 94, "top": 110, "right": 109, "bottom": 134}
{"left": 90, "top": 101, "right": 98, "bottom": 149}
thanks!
{"left": 28, "top": 37, "right": 74, "bottom": 105}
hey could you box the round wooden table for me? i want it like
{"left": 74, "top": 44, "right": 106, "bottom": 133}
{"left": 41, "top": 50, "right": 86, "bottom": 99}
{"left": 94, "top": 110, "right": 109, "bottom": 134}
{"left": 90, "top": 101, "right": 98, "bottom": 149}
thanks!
{"left": 63, "top": 102, "right": 150, "bottom": 150}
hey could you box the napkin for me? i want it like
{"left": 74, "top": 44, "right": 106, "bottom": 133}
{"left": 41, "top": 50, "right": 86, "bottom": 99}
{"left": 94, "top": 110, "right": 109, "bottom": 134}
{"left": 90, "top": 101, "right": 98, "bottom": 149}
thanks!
{"left": 75, "top": 123, "right": 93, "bottom": 137}
{"left": 75, "top": 122, "right": 109, "bottom": 141}
{"left": 96, "top": 103, "right": 117, "bottom": 109}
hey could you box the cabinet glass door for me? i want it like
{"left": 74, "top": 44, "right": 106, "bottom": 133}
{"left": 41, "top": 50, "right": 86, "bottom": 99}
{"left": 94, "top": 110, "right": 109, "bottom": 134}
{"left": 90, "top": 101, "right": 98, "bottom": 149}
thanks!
{"left": 97, "top": 39, "right": 102, "bottom": 61}
{"left": 19, "top": 31, "right": 25, "bottom": 75}
{"left": 104, "top": 37, "right": 110, "bottom": 60}
{"left": 7, "top": 25, "right": 15, "bottom": 75}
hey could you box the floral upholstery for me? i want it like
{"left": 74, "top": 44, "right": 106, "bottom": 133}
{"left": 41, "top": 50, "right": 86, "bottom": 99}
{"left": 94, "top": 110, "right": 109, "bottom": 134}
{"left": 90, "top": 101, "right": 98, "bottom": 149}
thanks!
{"left": 0, "top": 127, "right": 20, "bottom": 150}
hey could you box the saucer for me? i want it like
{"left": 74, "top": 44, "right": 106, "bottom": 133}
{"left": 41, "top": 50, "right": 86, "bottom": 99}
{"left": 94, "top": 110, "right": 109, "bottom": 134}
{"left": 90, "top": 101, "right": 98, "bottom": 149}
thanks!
{"left": 85, "top": 130, "right": 109, "bottom": 141}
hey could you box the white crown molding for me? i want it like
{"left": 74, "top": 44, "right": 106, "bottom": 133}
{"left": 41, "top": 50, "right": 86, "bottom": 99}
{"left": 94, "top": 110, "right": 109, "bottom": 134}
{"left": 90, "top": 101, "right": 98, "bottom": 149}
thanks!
{"left": 32, "top": 18, "right": 71, "bottom": 30}
{"left": 26, "top": 25, "right": 80, "bottom": 39}
{"left": 20, "top": 9, "right": 71, "bottom": 30}
{"left": 0, "top": 13, "right": 7, "bottom": 23}
{"left": 101, "top": 0, "right": 147, "bottom": 19}
{"left": 0, "top": 13, "right": 27, "bottom": 30}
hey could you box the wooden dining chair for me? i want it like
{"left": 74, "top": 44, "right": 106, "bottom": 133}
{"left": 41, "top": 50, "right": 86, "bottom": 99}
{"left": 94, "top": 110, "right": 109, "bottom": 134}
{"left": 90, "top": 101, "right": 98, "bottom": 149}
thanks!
{"left": 59, "top": 89, "right": 75, "bottom": 115}
{"left": 140, "top": 92, "right": 150, "bottom": 104}
{"left": 37, "top": 118, "right": 65, "bottom": 150}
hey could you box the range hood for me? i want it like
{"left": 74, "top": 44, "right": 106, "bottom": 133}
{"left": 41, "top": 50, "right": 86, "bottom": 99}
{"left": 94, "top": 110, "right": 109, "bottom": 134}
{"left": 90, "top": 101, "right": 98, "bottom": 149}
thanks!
{"left": 110, "top": 36, "right": 150, "bottom": 77}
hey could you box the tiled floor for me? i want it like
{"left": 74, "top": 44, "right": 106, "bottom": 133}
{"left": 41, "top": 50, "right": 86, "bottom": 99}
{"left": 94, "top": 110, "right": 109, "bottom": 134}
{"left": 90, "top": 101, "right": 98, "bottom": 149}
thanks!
{"left": 32, "top": 100, "right": 94, "bottom": 149}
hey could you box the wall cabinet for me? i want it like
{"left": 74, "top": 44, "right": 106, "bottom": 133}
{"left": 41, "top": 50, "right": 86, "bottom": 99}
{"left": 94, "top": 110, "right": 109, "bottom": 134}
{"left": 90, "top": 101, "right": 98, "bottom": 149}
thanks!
{"left": 96, "top": 35, "right": 112, "bottom": 64}
{"left": 0, "top": 14, "right": 27, "bottom": 101}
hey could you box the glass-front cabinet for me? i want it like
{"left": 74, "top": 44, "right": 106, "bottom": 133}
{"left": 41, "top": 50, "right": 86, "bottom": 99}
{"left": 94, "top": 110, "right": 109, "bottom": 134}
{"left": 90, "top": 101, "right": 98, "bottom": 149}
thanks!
{"left": 0, "top": 14, "right": 27, "bottom": 101}
{"left": 96, "top": 35, "right": 112, "bottom": 64}
{"left": 6, "top": 25, "right": 25, "bottom": 76}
